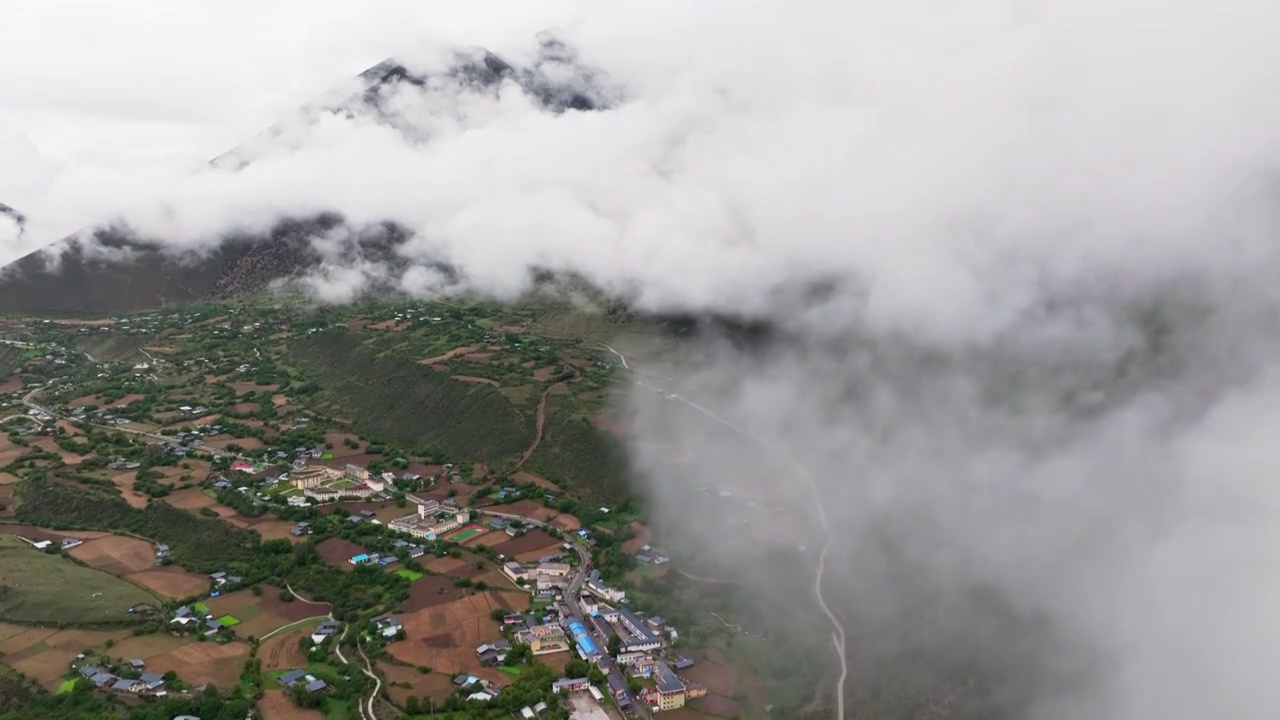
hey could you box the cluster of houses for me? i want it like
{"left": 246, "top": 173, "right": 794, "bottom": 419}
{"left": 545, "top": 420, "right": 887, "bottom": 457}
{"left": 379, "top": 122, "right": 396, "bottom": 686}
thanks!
{"left": 310, "top": 620, "right": 342, "bottom": 644}
{"left": 279, "top": 669, "right": 329, "bottom": 695}
{"left": 452, "top": 674, "right": 505, "bottom": 702}
{"left": 634, "top": 544, "right": 671, "bottom": 566}
{"left": 170, "top": 605, "right": 234, "bottom": 637}
{"left": 75, "top": 659, "right": 166, "bottom": 696}
{"left": 371, "top": 615, "right": 403, "bottom": 639}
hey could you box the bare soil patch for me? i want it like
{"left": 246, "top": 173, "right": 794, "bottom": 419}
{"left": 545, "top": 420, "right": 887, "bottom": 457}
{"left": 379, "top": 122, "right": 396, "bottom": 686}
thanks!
{"left": 621, "top": 522, "right": 653, "bottom": 555}
{"left": 228, "top": 402, "right": 261, "bottom": 414}
{"left": 321, "top": 432, "right": 364, "bottom": 458}
{"left": 0, "top": 627, "right": 57, "bottom": 654}
{"left": 252, "top": 519, "right": 308, "bottom": 542}
{"left": 379, "top": 660, "right": 456, "bottom": 706}
{"left": 54, "top": 419, "right": 85, "bottom": 437}
{"left": 270, "top": 393, "right": 289, "bottom": 407}
{"left": 0, "top": 472, "right": 21, "bottom": 485}
{"left": 69, "top": 535, "right": 156, "bottom": 575}
{"left": 107, "top": 393, "right": 145, "bottom": 408}
{"left": 485, "top": 500, "right": 559, "bottom": 522}
{"left": 683, "top": 652, "right": 738, "bottom": 697}
{"left": 29, "top": 436, "right": 86, "bottom": 465}
{"left": 386, "top": 592, "right": 508, "bottom": 673}
{"left": 68, "top": 394, "right": 103, "bottom": 408}
{"left": 0, "top": 375, "right": 23, "bottom": 394}
{"left": 462, "top": 352, "right": 493, "bottom": 363}
{"left": 148, "top": 640, "right": 248, "bottom": 687}
{"left": 229, "top": 381, "right": 279, "bottom": 394}
{"left": 11, "top": 628, "right": 129, "bottom": 688}
{"left": 260, "top": 689, "right": 323, "bottom": 720}
{"left": 402, "top": 574, "right": 467, "bottom": 612}
{"left": 142, "top": 345, "right": 178, "bottom": 355}
{"left": 491, "top": 529, "right": 562, "bottom": 562}
{"left": 453, "top": 375, "right": 499, "bottom": 387}
{"left": 419, "top": 346, "right": 478, "bottom": 365}
{"left": 549, "top": 514, "right": 582, "bottom": 532}
{"left": 126, "top": 567, "right": 208, "bottom": 599}
{"left": 260, "top": 624, "right": 317, "bottom": 671}
{"left": 108, "top": 472, "right": 150, "bottom": 509}
{"left": 317, "top": 537, "right": 367, "bottom": 569}
{"left": 532, "top": 366, "right": 557, "bottom": 381}
{"left": 512, "top": 471, "right": 558, "bottom": 491}
{"left": 104, "top": 633, "right": 189, "bottom": 662}
{"left": 166, "top": 486, "right": 219, "bottom": 511}
{"left": 201, "top": 435, "right": 264, "bottom": 451}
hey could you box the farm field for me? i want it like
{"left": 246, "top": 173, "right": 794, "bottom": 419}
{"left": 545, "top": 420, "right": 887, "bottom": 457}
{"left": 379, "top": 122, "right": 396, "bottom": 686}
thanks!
{"left": 401, "top": 574, "right": 465, "bottom": 612}
{"left": 0, "top": 535, "right": 159, "bottom": 624}
{"left": 0, "top": 626, "right": 133, "bottom": 689}
{"left": 260, "top": 689, "right": 323, "bottom": 720}
{"left": 68, "top": 534, "right": 156, "bottom": 575}
{"left": 386, "top": 592, "right": 515, "bottom": 674}
{"left": 150, "top": 640, "right": 249, "bottom": 688}
{"left": 316, "top": 537, "right": 367, "bottom": 569}
{"left": 378, "top": 660, "right": 456, "bottom": 706}
{"left": 260, "top": 621, "right": 323, "bottom": 671}
{"left": 489, "top": 529, "right": 563, "bottom": 561}
{"left": 125, "top": 566, "right": 209, "bottom": 599}
{"left": 424, "top": 555, "right": 486, "bottom": 580}
{"left": 206, "top": 586, "right": 330, "bottom": 639}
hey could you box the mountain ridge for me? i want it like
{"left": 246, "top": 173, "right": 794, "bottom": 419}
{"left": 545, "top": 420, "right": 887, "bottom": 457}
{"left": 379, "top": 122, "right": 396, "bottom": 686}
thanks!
{"left": 0, "top": 37, "right": 616, "bottom": 315}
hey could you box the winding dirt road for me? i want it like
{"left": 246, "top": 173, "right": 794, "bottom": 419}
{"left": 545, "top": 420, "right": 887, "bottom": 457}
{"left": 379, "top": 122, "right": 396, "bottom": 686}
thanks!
{"left": 511, "top": 367, "right": 578, "bottom": 470}
{"left": 600, "top": 343, "right": 849, "bottom": 720}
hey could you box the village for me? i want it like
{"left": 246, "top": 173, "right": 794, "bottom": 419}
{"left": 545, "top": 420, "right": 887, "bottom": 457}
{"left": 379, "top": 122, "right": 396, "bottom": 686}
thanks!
{"left": 0, "top": 306, "right": 795, "bottom": 720}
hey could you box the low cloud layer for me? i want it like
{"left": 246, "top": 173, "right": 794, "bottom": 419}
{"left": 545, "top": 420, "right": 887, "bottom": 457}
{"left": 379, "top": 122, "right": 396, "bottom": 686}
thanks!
{"left": 7, "top": 1, "right": 1280, "bottom": 717}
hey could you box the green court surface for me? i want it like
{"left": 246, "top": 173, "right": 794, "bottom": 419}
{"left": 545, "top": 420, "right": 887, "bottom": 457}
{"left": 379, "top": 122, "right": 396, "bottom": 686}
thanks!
{"left": 216, "top": 614, "right": 241, "bottom": 626}
{"left": 395, "top": 569, "right": 423, "bottom": 581}
{"left": 57, "top": 679, "right": 77, "bottom": 694}
{"left": 444, "top": 525, "right": 486, "bottom": 542}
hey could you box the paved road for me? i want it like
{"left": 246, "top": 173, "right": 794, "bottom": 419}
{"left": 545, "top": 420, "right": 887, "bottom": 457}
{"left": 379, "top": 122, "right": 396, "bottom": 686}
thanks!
{"left": 600, "top": 343, "right": 849, "bottom": 720}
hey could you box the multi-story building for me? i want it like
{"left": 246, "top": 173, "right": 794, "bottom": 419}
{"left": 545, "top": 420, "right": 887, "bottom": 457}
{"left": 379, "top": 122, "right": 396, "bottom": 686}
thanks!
{"left": 503, "top": 562, "right": 530, "bottom": 584}
{"left": 538, "top": 562, "right": 571, "bottom": 577}
{"left": 345, "top": 464, "right": 369, "bottom": 481}
{"left": 651, "top": 661, "right": 686, "bottom": 711}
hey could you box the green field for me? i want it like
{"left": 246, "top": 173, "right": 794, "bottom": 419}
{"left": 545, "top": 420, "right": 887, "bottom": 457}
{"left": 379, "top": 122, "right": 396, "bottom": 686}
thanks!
{"left": 192, "top": 602, "right": 210, "bottom": 613}
{"left": 0, "top": 535, "right": 159, "bottom": 624}
{"left": 444, "top": 525, "right": 485, "bottom": 542}
{"left": 56, "top": 679, "right": 78, "bottom": 694}
{"left": 321, "top": 453, "right": 334, "bottom": 460}
{"left": 498, "top": 666, "right": 523, "bottom": 678}
{"left": 395, "top": 569, "right": 423, "bottom": 581}
{"left": 216, "top": 614, "right": 241, "bottom": 626}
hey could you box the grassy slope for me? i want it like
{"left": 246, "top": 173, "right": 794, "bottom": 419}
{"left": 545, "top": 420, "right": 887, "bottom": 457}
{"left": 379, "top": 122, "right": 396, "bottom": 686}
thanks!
{"left": 0, "top": 534, "right": 158, "bottom": 624}
{"left": 290, "top": 329, "right": 534, "bottom": 464}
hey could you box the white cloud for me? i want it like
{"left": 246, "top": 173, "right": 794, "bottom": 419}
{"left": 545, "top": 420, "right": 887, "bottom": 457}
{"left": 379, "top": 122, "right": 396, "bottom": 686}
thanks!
{"left": 5, "top": 2, "right": 1280, "bottom": 717}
